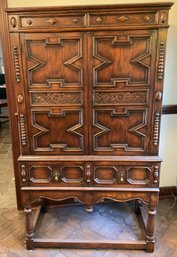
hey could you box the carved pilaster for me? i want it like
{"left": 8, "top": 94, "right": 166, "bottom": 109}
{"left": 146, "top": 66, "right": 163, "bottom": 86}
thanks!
{"left": 153, "top": 113, "right": 160, "bottom": 146}
{"left": 13, "top": 46, "right": 21, "bottom": 83}
{"left": 19, "top": 114, "right": 27, "bottom": 146}
{"left": 86, "top": 164, "right": 91, "bottom": 183}
{"left": 157, "top": 42, "right": 165, "bottom": 80}
{"left": 153, "top": 165, "right": 159, "bottom": 184}
{"left": 21, "top": 164, "right": 27, "bottom": 183}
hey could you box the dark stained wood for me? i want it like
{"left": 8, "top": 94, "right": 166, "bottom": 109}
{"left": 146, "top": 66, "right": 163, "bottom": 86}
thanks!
{"left": 162, "top": 104, "right": 177, "bottom": 114}
{"left": 3, "top": 2, "right": 173, "bottom": 252}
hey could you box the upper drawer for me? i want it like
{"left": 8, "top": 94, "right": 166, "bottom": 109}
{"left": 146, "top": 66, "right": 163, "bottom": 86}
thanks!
{"left": 88, "top": 11, "right": 158, "bottom": 27}
{"left": 9, "top": 14, "right": 87, "bottom": 30}
{"left": 8, "top": 9, "right": 169, "bottom": 31}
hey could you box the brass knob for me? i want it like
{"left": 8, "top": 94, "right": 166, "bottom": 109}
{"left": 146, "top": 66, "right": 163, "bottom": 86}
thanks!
{"left": 54, "top": 171, "right": 60, "bottom": 182}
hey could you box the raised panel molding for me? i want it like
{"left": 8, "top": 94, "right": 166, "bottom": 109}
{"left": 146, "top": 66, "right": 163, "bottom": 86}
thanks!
{"left": 127, "top": 166, "right": 151, "bottom": 185}
{"left": 92, "top": 33, "right": 153, "bottom": 87}
{"left": 31, "top": 109, "right": 84, "bottom": 152}
{"left": 61, "top": 166, "right": 84, "bottom": 183}
{"left": 93, "top": 108, "right": 147, "bottom": 152}
{"left": 25, "top": 36, "right": 83, "bottom": 87}
{"left": 29, "top": 166, "right": 52, "bottom": 183}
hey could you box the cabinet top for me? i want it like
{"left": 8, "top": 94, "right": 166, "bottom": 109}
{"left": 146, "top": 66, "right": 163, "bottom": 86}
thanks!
{"left": 6, "top": 2, "right": 173, "bottom": 32}
{"left": 6, "top": 2, "right": 173, "bottom": 13}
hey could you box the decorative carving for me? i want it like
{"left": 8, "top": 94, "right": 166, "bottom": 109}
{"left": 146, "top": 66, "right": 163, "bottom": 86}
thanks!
{"left": 86, "top": 165, "right": 91, "bottom": 183}
{"left": 17, "top": 94, "right": 24, "bottom": 104}
{"left": 116, "top": 15, "right": 129, "bottom": 23}
{"left": 27, "top": 19, "right": 33, "bottom": 25}
{"left": 160, "top": 11, "right": 167, "bottom": 23}
{"left": 93, "top": 109, "right": 147, "bottom": 152}
{"left": 93, "top": 34, "right": 151, "bottom": 87}
{"left": 32, "top": 110, "right": 84, "bottom": 152}
{"left": 94, "top": 91, "right": 147, "bottom": 105}
{"left": 10, "top": 16, "right": 17, "bottom": 28}
{"left": 47, "top": 18, "right": 57, "bottom": 25}
{"left": 96, "top": 17, "right": 103, "bottom": 24}
{"left": 31, "top": 92, "right": 82, "bottom": 105}
{"left": 144, "top": 15, "right": 151, "bottom": 22}
{"left": 155, "top": 91, "right": 162, "bottom": 101}
{"left": 73, "top": 18, "right": 80, "bottom": 24}
{"left": 153, "top": 165, "right": 159, "bottom": 184}
{"left": 158, "top": 41, "right": 165, "bottom": 80}
{"left": 21, "top": 164, "right": 27, "bottom": 183}
{"left": 13, "top": 46, "right": 21, "bottom": 83}
{"left": 26, "top": 37, "right": 83, "bottom": 87}
{"left": 153, "top": 113, "right": 160, "bottom": 146}
{"left": 19, "top": 114, "right": 27, "bottom": 146}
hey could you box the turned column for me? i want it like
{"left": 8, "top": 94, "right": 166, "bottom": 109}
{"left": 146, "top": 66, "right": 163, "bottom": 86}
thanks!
{"left": 24, "top": 207, "right": 34, "bottom": 250}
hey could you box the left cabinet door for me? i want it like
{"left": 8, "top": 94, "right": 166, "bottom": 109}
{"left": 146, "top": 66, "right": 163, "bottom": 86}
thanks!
{"left": 18, "top": 32, "right": 88, "bottom": 155}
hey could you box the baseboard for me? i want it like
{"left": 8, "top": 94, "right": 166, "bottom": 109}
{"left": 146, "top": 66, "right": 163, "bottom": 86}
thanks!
{"left": 159, "top": 186, "right": 177, "bottom": 197}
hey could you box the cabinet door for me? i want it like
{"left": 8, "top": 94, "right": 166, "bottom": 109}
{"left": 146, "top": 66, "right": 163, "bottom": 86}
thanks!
{"left": 20, "top": 32, "right": 88, "bottom": 155}
{"left": 88, "top": 30, "right": 157, "bottom": 155}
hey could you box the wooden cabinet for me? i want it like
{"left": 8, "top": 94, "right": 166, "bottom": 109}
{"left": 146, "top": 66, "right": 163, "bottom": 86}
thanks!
{"left": 5, "top": 2, "right": 173, "bottom": 252}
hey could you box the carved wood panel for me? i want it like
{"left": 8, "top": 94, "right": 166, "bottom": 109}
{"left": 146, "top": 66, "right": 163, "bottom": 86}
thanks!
{"left": 21, "top": 33, "right": 84, "bottom": 88}
{"left": 29, "top": 109, "right": 85, "bottom": 154}
{"left": 91, "top": 108, "right": 148, "bottom": 154}
{"left": 91, "top": 30, "right": 156, "bottom": 88}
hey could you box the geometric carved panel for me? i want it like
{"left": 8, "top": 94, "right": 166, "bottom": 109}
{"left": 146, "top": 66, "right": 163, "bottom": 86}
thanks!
{"left": 29, "top": 166, "right": 52, "bottom": 183}
{"left": 92, "top": 108, "right": 147, "bottom": 152}
{"left": 127, "top": 166, "right": 151, "bottom": 185}
{"left": 94, "top": 166, "right": 117, "bottom": 184}
{"left": 92, "top": 32, "right": 153, "bottom": 87}
{"left": 31, "top": 109, "right": 84, "bottom": 152}
{"left": 61, "top": 166, "right": 84, "bottom": 183}
{"left": 25, "top": 35, "right": 83, "bottom": 87}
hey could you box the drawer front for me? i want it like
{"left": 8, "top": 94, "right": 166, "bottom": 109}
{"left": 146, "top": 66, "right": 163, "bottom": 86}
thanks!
{"left": 9, "top": 14, "right": 86, "bottom": 30}
{"left": 92, "top": 164, "right": 156, "bottom": 186}
{"left": 88, "top": 11, "right": 157, "bottom": 27}
{"left": 20, "top": 161, "right": 160, "bottom": 188}
{"left": 20, "top": 162, "right": 87, "bottom": 187}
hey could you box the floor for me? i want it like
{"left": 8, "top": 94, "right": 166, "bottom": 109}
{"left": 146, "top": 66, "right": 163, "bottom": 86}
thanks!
{"left": 0, "top": 121, "right": 177, "bottom": 257}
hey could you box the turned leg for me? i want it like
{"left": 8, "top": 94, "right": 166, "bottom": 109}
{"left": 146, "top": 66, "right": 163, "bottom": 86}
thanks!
{"left": 24, "top": 207, "right": 34, "bottom": 250}
{"left": 145, "top": 206, "right": 157, "bottom": 253}
{"left": 135, "top": 199, "right": 142, "bottom": 215}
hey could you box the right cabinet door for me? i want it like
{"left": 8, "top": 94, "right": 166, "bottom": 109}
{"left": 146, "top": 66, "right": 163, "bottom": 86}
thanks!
{"left": 88, "top": 30, "right": 158, "bottom": 155}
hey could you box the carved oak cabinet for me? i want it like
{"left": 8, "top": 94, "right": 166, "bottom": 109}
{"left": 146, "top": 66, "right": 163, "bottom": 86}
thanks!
{"left": 5, "top": 2, "right": 172, "bottom": 252}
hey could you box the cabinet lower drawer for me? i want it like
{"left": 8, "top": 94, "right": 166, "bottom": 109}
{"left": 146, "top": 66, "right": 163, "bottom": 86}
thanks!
{"left": 19, "top": 160, "right": 160, "bottom": 188}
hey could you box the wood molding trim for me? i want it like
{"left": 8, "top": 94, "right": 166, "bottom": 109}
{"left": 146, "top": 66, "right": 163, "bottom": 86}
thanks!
{"left": 162, "top": 105, "right": 177, "bottom": 115}
{"left": 160, "top": 186, "right": 177, "bottom": 197}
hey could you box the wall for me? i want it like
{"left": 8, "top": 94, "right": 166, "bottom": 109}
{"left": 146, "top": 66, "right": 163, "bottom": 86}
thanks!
{"left": 7, "top": 0, "right": 177, "bottom": 187}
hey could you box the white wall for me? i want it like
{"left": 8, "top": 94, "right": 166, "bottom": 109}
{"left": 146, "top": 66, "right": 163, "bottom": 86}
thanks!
{"left": 7, "top": 0, "right": 177, "bottom": 187}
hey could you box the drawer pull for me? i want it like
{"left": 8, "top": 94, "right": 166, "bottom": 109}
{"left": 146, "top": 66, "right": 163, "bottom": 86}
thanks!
{"left": 54, "top": 171, "right": 60, "bottom": 182}
{"left": 120, "top": 172, "right": 125, "bottom": 182}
